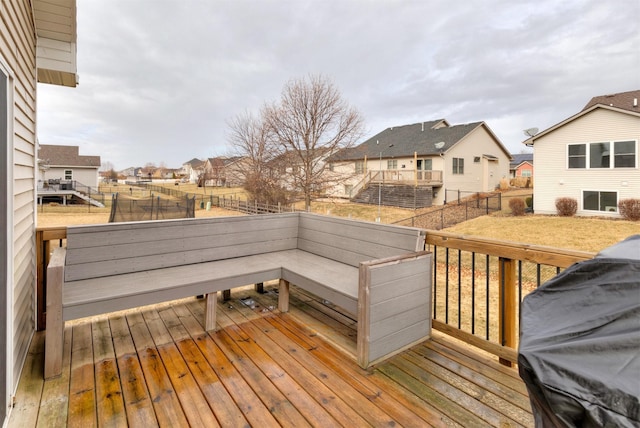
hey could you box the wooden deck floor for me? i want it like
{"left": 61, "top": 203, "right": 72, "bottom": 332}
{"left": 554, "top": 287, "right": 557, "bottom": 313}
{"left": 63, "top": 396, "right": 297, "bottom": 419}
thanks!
{"left": 9, "top": 284, "right": 534, "bottom": 427}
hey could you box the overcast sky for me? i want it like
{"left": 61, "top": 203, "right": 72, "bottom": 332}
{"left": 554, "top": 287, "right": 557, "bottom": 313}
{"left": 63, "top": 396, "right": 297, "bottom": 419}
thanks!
{"left": 37, "top": 0, "right": 640, "bottom": 171}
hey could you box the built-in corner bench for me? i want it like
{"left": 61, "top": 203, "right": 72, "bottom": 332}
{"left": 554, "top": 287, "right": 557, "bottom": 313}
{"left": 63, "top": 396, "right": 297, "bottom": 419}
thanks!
{"left": 45, "top": 212, "right": 432, "bottom": 379}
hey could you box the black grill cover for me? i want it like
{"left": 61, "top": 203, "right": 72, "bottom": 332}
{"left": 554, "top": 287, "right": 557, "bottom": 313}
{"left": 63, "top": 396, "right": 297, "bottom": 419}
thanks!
{"left": 518, "top": 235, "right": 640, "bottom": 427}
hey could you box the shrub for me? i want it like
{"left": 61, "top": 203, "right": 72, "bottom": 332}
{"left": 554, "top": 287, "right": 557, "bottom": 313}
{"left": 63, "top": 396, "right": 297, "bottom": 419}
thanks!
{"left": 499, "top": 177, "right": 510, "bottom": 190}
{"left": 618, "top": 199, "right": 640, "bottom": 221}
{"left": 525, "top": 196, "right": 533, "bottom": 208}
{"left": 509, "top": 198, "right": 526, "bottom": 216}
{"left": 555, "top": 197, "right": 577, "bottom": 216}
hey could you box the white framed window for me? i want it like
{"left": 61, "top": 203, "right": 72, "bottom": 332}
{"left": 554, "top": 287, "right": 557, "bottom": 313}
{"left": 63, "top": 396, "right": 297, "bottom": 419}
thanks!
{"left": 568, "top": 141, "right": 637, "bottom": 169}
{"left": 583, "top": 190, "right": 618, "bottom": 212}
{"left": 452, "top": 157, "right": 464, "bottom": 174}
{"left": 64, "top": 169, "right": 73, "bottom": 180}
{"left": 387, "top": 159, "right": 397, "bottom": 169}
{"left": 355, "top": 161, "right": 364, "bottom": 174}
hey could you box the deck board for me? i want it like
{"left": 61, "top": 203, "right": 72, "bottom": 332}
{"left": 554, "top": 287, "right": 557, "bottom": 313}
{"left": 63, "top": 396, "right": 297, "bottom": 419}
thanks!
{"left": 8, "top": 284, "right": 534, "bottom": 427}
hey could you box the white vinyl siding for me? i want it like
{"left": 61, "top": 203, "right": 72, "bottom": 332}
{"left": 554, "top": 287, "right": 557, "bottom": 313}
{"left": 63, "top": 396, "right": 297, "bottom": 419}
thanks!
{"left": 442, "top": 124, "right": 511, "bottom": 204}
{"left": 532, "top": 108, "right": 640, "bottom": 216}
{"left": 1, "top": 0, "right": 38, "bottom": 415}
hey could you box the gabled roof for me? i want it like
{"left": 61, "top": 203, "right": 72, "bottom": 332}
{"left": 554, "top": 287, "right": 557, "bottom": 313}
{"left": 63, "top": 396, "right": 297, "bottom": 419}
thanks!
{"left": 582, "top": 90, "right": 640, "bottom": 113}
{"left": 525, "top": 90, "right": 640, "bottom": 146}
{"left": 183, "top": 158, "right": 204, "bottom": 167}
{"left": 38, "top": 144, "right": 100, "bottom": 167}
{"left": 510, "top": 153, "right": 533, "bottom": 168}
{"left": 329, "top": 119, "right": 510, "bottom": 161}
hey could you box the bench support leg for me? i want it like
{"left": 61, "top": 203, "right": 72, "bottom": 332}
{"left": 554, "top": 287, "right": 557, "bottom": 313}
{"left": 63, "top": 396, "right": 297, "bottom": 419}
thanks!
{"left": 278, "top": 279, "right": 290, "bottom": 313}
{"left": 205, "top": 292, "right": 218, "bottom": 331}
{"left": 45, "top": 249, "right": 65, "bottom": 379}
{"left": 254, "top": 282, "right": 264, "bottom": 293}
{"left": 222, "top": 289, "right": 231, "bottom": 301}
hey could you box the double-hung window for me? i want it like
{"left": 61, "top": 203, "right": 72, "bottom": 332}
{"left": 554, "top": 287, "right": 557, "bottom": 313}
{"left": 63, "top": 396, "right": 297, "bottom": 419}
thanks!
{"left": 452, "top": 157, "right": 464, "bottom": 174}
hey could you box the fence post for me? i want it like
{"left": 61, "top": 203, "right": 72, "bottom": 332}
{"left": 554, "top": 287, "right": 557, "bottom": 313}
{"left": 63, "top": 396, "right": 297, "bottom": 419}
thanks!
{"left": 499, "top": 257, "right": 517, "bottom": 367}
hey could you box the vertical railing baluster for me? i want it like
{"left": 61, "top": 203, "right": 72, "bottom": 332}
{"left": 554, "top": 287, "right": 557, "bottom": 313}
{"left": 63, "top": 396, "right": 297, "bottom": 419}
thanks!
{"left": 485, "top": 254, "right": 490, "bottom": 341}
{"left": 433, "top": 245, "right": 438, "bottom": 319}
{"left": 445, "top": 248, "right": 450, "bottom": 324}
{"left": 457, "top": 249, "right": 462, "bottom": 329}
{"left": 471, "top": 252, "right": 476, "bottom": 335}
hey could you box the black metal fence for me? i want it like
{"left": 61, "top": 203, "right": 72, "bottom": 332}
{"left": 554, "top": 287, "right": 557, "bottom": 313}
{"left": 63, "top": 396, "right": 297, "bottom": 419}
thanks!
{"left": 130, "top": 182, "right": 295, "bottom": 215}
{"left": 393, "top": 192, "right": 502, "bottom": 230}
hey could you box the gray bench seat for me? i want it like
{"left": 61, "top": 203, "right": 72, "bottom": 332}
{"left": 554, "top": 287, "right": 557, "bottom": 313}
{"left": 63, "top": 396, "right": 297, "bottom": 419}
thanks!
{"left": 45, "top": 213, "right": 431, "bottom": 379}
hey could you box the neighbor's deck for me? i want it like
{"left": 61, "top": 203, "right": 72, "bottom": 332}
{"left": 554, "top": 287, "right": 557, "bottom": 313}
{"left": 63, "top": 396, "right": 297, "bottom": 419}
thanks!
{"left": 9, "top": 284, "right": 534, "bottom": 427}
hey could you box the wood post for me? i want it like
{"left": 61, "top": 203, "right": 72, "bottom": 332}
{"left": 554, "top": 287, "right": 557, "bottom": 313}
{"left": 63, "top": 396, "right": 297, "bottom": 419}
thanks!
{"left": 36, "top": 226, "right": 67, "bottom": 331}
{"left": 498, "top": 257, "right": 517, "bottom": 367}
{"left": 277, "top": 279, "right": 290, "bottom": 313}
{"left": 254, "top": 282, "right": 264, "bottom": 293}
{"left": 44, "top": 247, "right": 66, "bottom": 379}
{"left": 205, "top": 292, "right": 217, "bottom": 331}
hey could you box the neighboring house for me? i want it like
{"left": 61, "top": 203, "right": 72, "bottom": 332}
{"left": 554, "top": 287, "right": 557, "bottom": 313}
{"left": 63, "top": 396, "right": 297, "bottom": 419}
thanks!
{"left": 37, "top": 144, "right": 101, "bottom": 188}
{"left": 119, "top": 166, "right": 142, "bottom": 182}
{"left": 181, "top": 158, "right": 205, "bottom": 183}
{"left": 510, "top": 153, "right": 534, "bottom": 178}
{"left": 222, "top": 156, "right": 247, "bottom": 187}
{"left": 1, "top": 1, "right": 78, "bottom": 425}
{"left": 524, "top": 90, "right": 640, "bottom": 217}
{"left": 203, "top": 157, "right": 226, "bottom": 186}
{"left": 327, "top": 119, "right": 512, "bottom": 206}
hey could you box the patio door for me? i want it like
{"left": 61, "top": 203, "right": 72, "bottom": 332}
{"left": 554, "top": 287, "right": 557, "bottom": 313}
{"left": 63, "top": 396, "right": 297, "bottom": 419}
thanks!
{"left": 0, "top": 63, "right": 9, "bottom": 425}
{"left": 416, "top": 158, "right": 432, "bottom": 180}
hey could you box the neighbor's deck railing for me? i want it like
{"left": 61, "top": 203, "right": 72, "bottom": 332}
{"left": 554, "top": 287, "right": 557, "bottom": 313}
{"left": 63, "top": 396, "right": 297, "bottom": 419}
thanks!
{"left": 35, "top": 226, "right": 595, "bottom": 365}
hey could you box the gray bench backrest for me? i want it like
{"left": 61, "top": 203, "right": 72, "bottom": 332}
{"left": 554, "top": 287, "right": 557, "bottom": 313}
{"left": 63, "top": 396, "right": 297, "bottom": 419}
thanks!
{"left": 297, "top": 213, "right": 426, "bottom": 267}
{"left": 64, "top": 213, "right": 299, "bottom": 282}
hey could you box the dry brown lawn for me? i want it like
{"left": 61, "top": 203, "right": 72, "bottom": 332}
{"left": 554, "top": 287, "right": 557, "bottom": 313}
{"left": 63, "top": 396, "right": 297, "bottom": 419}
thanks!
{"left": 445, "top": 213, "right": 640, "bottom": 253}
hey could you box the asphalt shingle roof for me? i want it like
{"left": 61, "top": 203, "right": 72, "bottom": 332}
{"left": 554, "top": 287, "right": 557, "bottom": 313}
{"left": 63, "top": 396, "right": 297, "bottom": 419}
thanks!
{"left": 510, "top": 153, "right": 533, "bottom": 167}
{"left": 330, "top": 119, "right": 484, "bottom": 161}
{"left": 582, "top": 90, "right": 640, "bottom": 113}
{"left": 38, "top": 144, "right": 100, "bottom": 167}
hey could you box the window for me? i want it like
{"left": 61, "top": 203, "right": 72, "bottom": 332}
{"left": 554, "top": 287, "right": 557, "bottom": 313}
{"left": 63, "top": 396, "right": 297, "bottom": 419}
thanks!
{"left": 521, "top": 169, "right": 532, "bottom": 177}
{"left": 387, "top": 159, "right": 397, "bottom": 169}
{"left": 452, "top": 157, "right": 464, "bottom": 174}
{"left": 417, "top": 159, "right": 432, "bottom": 171}
{"left": 355, "top": 161, "right": 364, "bottom": 174}
{"left": 614, "top": 140, "right": 636, "bottom": 167}
{"left": 569, "top": 141, "right": 636, "bottom": 169}
{"left": 589, "top": 142, "right": 610, "bottom": 168}
{"left": 64, "top": 169, "right": 73, "bottom": 180}
{"left": 568, "top": 144, "right": 586, "bottom": 168}
{"left": 583, "top": 190, "right": 617, "bottom": 212}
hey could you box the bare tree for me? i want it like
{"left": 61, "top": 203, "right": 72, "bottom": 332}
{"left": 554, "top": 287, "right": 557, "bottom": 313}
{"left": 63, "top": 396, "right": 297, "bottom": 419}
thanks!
{"left": 227, "top": 111, "right": 288, "bottom": 204}
{"left": 263, "top": 74, "right": 364, "bottom": 210}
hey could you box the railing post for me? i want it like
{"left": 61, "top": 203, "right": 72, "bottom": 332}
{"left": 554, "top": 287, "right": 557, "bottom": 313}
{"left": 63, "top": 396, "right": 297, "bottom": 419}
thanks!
{"left": 499, "top": 257, "right": 517, "bottom": 367}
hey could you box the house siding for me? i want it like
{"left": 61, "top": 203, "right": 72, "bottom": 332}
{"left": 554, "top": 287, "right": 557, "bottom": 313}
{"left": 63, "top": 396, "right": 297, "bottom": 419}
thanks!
{"left": 1, "top": 0, "right": 38, "bottom": 418}
{"left": 42, "top": 166, "right": 99, "bottom": 188}
{"left": 533, "top": 108, "right": 640, "bottom": 216}
{"left": 441, "top": 126, "right": 510, "bottom": 204}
